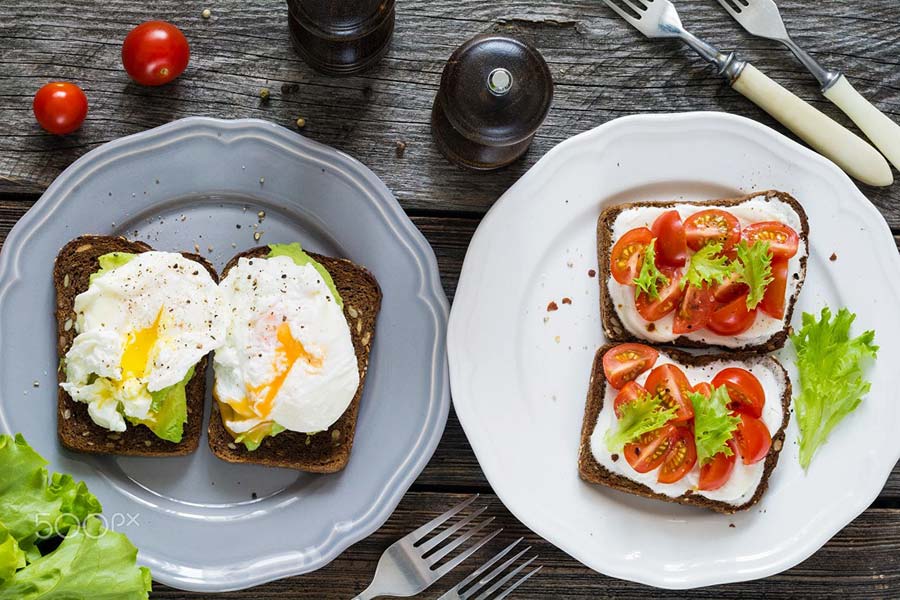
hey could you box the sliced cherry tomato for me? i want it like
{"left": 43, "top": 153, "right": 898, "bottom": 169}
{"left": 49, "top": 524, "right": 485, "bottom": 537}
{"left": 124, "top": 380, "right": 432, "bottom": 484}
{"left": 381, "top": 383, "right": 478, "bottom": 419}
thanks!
{"left": 707, "top": 293, "right": 757, "bottom": 336}
{"left": 658, "top": 426, "right": 697, "bottom": 484}
{"left": 733, "top": 414, "right": 772, "bottom": 465}
{"left": 610, "top": 227, "right": 654, "bottom": 285}
{"left": 651, "top": 210, "right": 687, "bottom": 267}
{"left": 122, "top": 21, "right": 190, "bottom": 86}
{"left": 684, "top": 209, "right": 741, "bottom": 252}
{"left": 743, "top": 222, "right": 799, "bottom": 259}
{"left": 602, "top": 343, "right": 659, "bottom": 390}
{"left": 760, "top": 257, "right": 788, "bottom": 319}
{"left": 645, "top": 364, "right": 694, "bottom": 422}
{"left": 672, "top": 284, "right": 714, "bottom": 335}
{"left": 613, "top": 381, "right": 649, "bottom": 418}
{"left": 698, "top": 440, "right": 738, "bottom": 491}
{"left": 693, "top": 381, "right": 713, "bottom": 397}
{"left": 712, "top": 271, "right": 749, "bottom": 304}
{"left": 712, "top": 367, "right": 765, "bottom": 419}
{"left": 635, "top": 268, "right": 683, "bottom": 321}
{"left": 32, "top": 82, "right": 88, "bottom": 135}
{"left": 624, "top": 424, "right": 674, "bottom": 473}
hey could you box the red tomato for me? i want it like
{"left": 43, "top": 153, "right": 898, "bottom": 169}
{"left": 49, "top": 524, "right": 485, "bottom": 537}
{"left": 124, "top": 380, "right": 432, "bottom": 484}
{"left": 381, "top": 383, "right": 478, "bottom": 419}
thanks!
{"left": 707, "top": 293, "right": 757, "bottom": 336}
{"left": 610, "top": 228, "right": 653, "bottom": 285}
{"left": 645, "top": 364, "right": 694, "bottom": 422}
{"left": 684, "top": 209, "right": 741, "bottom": 252}
{"left": 32, "top": 82, "right": 88, "bottom": 135}
{"left": 672, "top": 284, "right": 714, "bottom": 335}
{"left": 712, "top": 368, "right": 765, "bottom": 418}
{"left": 122, "top": 21, "right": 190, "bottom": 86}
{"left": 658, "top": 426, "right": 697, "bottom": 484}
{"left": 651, "top": 210, "right": 687, "bottom": 267}
{"left": 602, "top": 344, "right": 659, "bottom": 390}
{"left": 624, "top": 425, "right": 674, "bottom": 473}
{"left": 613, "top": 381, "right": 648, "bottom": 418}
{"left": 635, "top": 268, "right": 683, "bottom": 321}
{"left": 760, "top": 257, "right": 788, "bottom": 319}
{"left": 712, "top": 271, "right": 749, "bottom": 305}
{"left": 698, "top": 440, "right": 738, "bottom": 490}
{"left": 743, "top": 222, "right": 799, "bottom": 259}
{"left": 693, "top": 381, "right": 712, "bottom": 397}
{"left": 733, "top": 414, "right": 772, "bottom": 465}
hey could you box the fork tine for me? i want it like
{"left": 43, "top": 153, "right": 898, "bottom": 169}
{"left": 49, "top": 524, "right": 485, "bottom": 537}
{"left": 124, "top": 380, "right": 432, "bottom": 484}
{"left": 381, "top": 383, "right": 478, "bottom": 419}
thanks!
{"left": 427, "top": 516, "right": 495, "bottom": 566}
{"left": 408, "top": 495, "right": 478, "bottom": 542}
{"left": 618, "top": 0, "right": 646, "bottom": 12}
{"left": 418, "top": 505, "right": 487, "bottom": 555}
{"left": 453, "top": 538, "right": 523, "bottom": 596}
{"left": 601, "top": 0, "right": 642, "bottom": 24}
{"left": 461, "top": 546, "right": 530, "bottom": 599}
{"left": 431, "top": 528, "right": 502, "bottom": 578}
{"left": 491, "top": 565, "right": 543, "bottom": 600}
{"left": 471, "top": 556, "right": 539, "bottom": 600}
{"left": 716, "top": 0, "right": 742, "bottom": 17}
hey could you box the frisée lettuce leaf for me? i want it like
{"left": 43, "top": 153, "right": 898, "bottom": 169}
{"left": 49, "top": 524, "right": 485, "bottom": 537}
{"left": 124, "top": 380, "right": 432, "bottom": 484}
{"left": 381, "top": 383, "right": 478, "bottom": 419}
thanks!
{"left": 605, "top": 393, "right": 677, "bottom": 453}
{"left": 632, "top": 240, "right": 670, "bottom": 301}
{"left": 689, "top": 386, "right": 741, "bottom": 464}
{"left": 733, "top": 241, "right": 773, "bottom": 309}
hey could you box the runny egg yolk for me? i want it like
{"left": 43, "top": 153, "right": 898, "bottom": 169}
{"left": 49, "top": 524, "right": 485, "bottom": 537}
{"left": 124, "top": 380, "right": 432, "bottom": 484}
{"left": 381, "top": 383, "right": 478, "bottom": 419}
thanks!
{"left": 120, "top": 308, "right": 163, "bottom": 378}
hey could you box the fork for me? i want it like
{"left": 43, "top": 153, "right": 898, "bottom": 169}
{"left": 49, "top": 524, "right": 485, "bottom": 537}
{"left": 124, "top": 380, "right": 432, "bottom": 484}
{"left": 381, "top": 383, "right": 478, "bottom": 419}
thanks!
{"left": 352, "top": 495, "right": 501, "bottom": 600}
{"left": 601, "top": 0, "right": 892, "bottom": 186}
{"left": 437, "top": 538, "right": 541, "bottom": 600}
{"left": 716, "top": 0, "right": 900, "bottom": 172}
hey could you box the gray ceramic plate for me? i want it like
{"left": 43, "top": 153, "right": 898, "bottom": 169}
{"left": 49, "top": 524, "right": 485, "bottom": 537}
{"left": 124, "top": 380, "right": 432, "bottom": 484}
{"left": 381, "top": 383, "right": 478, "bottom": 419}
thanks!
{"left": 0, "top": 117, "right": 449, "bottom": 592}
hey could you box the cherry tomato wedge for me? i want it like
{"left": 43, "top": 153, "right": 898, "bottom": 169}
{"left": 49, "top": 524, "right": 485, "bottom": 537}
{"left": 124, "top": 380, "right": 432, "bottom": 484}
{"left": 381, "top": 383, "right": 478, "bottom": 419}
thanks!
{"left": 122, "top": 21, "right": 190, "bottom": 86}
{"left": 684, "top": 209, "right": 741, "bottom": 252}
{"left": 698, "top": 440, "right": 738, "bottom": 491}
{"left": 624, "top": 424, "right": 674, "bottom": 473}
{"left": 760, "top": 257, "right": 788, "bottom": 319}
{"left": 613, "top": 381, "right": 649, "bottom": 418}
{"left": 32, "top": 82, "right": 88, "bottom": 135}
{"left": 635, "top": 268, "right": 683, "bottom": 322}
{"left": 651, "top": 210, "right": 687, "bottom": 267}
{"left": 712, "top": 367, "right": 765, "bottom": 419}
{"left": 602, "top": 343, "right": 659, "bottom": 390}
{"left": 693, "top": 381, "right": 713, "bottom": 397}
{"left": 733, "top": 414, "right": 772, "bottom": 465}
{"left": 743, "top": 222, "right": 799, "bottom": 259}
{"left": 657, "top": 426, "right": 697, "bottom": 484}
{"left": 672, "top": 284, "right": 714, "bottom": 335}
{"left": 707, "top": 293, "right": 757, "bottom": 336}
{"left": 610, "top": 227, "right": 653, "bottom": 285}
{"left": 712, "top": 271, "right": 749, "bottom": 305}
{"left": 644, "top": 364, "right": 694, "bottom": 422}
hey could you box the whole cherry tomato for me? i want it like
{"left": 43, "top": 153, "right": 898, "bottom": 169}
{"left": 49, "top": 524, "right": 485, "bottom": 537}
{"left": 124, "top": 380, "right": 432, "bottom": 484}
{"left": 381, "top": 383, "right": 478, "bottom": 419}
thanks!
{"left": 122, "top": 21, "right": 190, "bottom": 86}
{"left": 32, "top": 82, "right": 88, "bottom": 135}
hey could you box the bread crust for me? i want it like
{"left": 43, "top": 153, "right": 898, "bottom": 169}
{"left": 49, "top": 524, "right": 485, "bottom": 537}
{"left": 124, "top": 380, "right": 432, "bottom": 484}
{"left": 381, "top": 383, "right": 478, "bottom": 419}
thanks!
{"left": 577, "top": 344, "right": 791, "bottom": 514}
{"left": 207, "top": 246, "right": 382, "bottom": 473}
{"left": 54, "top": 235, "right": 216, "bottom": 456}
{"left": 597, "top": 190, "right": 809, "bottom": 352}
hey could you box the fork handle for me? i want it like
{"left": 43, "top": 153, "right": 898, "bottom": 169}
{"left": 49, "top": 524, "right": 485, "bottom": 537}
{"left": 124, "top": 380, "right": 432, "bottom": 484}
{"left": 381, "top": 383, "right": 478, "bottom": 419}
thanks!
{"left": 823, "top": 75, "right": 900, "bottom": 173}
{"left": 731, "top": 64, "right": 893, "bottom": 186}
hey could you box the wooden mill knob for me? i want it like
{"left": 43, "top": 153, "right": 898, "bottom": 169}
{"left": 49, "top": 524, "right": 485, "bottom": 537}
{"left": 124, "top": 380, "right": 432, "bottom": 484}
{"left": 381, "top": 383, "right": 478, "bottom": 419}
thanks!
{"left": 286, "top": 0, "right": 396, "bottom": 76}
{"left": 431, "top": 34, "right": 553, "bottom": 170}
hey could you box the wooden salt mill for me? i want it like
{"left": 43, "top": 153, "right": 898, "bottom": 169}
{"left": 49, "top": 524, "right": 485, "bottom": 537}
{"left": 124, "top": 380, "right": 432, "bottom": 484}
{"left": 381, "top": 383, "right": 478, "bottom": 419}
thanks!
{"left": 432, "top": 34, "right": 553, "bottom": 170}
{"left": 286, "top": 0, "right": 396, "bottom": 75}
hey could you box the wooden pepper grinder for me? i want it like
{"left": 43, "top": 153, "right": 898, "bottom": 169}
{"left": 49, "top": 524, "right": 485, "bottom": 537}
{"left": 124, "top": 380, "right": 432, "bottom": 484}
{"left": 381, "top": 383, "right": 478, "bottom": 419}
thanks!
{"left": 432, "top": 34, "right": 553, "bottom": 170}
{"left": 286, "top": 0, "right": 396, "bottom": 75}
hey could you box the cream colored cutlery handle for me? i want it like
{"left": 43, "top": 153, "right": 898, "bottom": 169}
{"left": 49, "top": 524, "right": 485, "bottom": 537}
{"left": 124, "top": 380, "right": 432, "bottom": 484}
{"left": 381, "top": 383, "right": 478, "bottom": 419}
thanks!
{"left": 732, "top": 64, "right": 893, "bottom": 187}
{"left": 824, "top": 75, "right": 900, "bottom": 172}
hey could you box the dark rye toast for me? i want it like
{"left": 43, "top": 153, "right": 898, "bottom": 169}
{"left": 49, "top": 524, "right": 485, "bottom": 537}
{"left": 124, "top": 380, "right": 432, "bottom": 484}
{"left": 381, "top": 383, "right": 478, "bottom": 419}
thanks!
{"left": 577, "top": 344, "right": 791, "bottom": 514}
{"left": 597, "top": 190, "right": 809, "bottom": 352}
{"left": 207, "top": 246, "right": 382, "bottom": 473}
{"left": 54, "top": 235, "right": 216, "bottom": 456}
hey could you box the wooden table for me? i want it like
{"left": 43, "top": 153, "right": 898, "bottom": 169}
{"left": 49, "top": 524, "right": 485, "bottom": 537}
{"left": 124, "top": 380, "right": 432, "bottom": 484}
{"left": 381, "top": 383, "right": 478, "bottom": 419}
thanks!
{"left": 2, "top": 1, "right": 899, "bottom": 597}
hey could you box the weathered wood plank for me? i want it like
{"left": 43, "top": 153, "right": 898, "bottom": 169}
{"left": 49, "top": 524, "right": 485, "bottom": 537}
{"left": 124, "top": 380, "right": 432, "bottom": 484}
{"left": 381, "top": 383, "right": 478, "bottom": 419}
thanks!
{"left": 150, "top": 491, "right": 900, "bottom": 598}
{"left": 2, "top": 1, "right": 900, "bottom": 224}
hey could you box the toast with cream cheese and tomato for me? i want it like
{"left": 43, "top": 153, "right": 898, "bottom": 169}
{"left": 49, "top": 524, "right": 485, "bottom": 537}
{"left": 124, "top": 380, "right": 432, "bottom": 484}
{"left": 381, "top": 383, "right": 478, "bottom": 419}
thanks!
{"left": 597, "top": 190, "right": 808, "bottom": 352}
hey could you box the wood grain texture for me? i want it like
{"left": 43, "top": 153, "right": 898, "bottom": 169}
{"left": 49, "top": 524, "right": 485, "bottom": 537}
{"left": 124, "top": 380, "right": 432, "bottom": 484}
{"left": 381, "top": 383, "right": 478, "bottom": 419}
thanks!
{"left": 3, "top": 1, "right": 900, "bottom": 225}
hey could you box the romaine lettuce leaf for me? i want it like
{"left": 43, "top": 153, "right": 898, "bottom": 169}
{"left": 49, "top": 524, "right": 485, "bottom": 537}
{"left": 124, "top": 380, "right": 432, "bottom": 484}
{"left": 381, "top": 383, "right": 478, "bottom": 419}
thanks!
{"left": 268, "top": 243, "right": 343, "bottom": 308}
{"left": 128, "top": 367, "right": 194, "bottom": 443}
{"left": 689, "top": 386, "right": 741, "bottom": 464}
{"left": 605, "top": 394, "right": 677, "bottom": 453}
{"left": 89, "top": 252, "right": 136, "bottom": 284}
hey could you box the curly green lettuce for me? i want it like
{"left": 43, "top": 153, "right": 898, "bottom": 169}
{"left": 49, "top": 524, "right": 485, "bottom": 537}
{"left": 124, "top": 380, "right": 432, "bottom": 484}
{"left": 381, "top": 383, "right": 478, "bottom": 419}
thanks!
{"left": 605, "top": 394, "right": 677, "bottom": 453}
{"left": 681, "top": 242, "right": 733, "bottom": 290}
{"left": 791, "top": 307, "right": 878, "bottom": 470}
{"left": 0, "top": 525, "right": 25, "bottom": 585}
{"left": 632, "top": 241, "right": 670, "bottom": 301}
{"left": 733, "top": 241, "right": 773, "bottom": 309}
{"left": 689, "top": 386, "right": 741, "bottom": 464}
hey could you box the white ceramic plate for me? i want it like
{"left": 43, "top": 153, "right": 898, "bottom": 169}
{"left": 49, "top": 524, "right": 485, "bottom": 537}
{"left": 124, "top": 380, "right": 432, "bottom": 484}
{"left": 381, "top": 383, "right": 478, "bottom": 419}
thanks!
{"left": 448, "top": 112, "right": 900, "bottom": 589}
